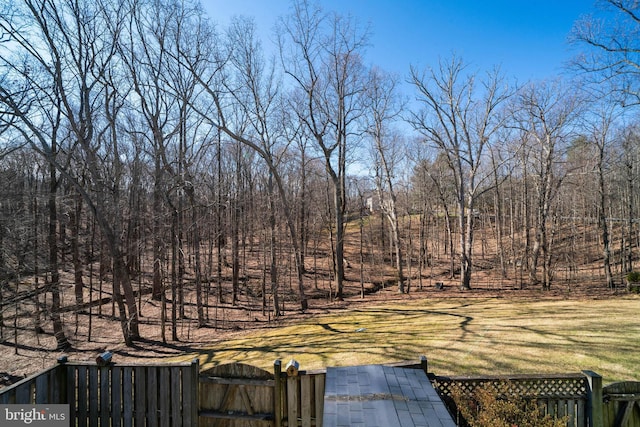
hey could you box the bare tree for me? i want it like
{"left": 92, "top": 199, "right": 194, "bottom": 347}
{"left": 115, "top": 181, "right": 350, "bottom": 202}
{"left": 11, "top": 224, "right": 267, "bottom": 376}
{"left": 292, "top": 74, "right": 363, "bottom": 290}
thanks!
{"left": 572, "top": 0, "right": 640, "bottom": 281}
{"left": 180, "top": 14, "right": 311, "bottom": 312}
{"left": 581, "top": 91, "right": 624, "bottom": 289}
{"left": 409, "top": 56, "right": 511, "bottom": 290}
{"left": 119, "top": 0, "right": 182, "bottom": 304}
{"left": 593, "top": 109, "right": 616, "bottom": 289}
{"left": 278, "top": 0, "right": 369, "bottom": 299}
{"left": 572, "top": 0, "right": 640, "bottom": 105}
{"left": 512, "top": 80, "right": 580, "bottom": 289}
{"left": 224, "top": 16, "right": 309, "bottom": 311}
{"left": 619, "top": 125, "right": 640, "bottom": 273}
{"left": 364, "top": 68, "right": 406, "bottom": 292}
{"left": 0, "top": 0, "right": 140, "bottom": 344}
{"left": 488, "top": 144, "right": 508, "bottom": 279}
{"left": 414, "top": 154, "right": 457, "bottom": 278}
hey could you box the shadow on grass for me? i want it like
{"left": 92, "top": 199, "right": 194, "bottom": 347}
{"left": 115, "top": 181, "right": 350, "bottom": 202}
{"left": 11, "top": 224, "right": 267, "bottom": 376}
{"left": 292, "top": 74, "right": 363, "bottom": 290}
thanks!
{"left": 178, "top": 298, "right": 640, "bottom": 381}
{"left": 186, "top": 304, "right": 481, "bottom": 370}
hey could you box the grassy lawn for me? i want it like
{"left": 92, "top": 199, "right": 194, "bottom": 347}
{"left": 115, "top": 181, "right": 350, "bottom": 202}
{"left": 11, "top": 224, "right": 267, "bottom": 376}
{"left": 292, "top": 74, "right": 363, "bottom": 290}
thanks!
{"left": 180, "top": 296, "right": 640, "bottom": 384}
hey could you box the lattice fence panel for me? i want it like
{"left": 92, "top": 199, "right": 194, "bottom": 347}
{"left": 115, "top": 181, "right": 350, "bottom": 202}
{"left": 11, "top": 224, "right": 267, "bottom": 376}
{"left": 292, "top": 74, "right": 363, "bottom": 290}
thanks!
{"left": 432, "top": 374, "right": 589, "bottom": 427}
{"left": 434, "top": 375, "right": 588, "bottom": 399}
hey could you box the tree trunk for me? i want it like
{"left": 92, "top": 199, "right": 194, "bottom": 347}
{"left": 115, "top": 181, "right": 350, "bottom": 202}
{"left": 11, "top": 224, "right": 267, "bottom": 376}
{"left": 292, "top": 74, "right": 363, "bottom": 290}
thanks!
{"left": 625, "top": 154, "right": 634, "bottom": 272}
{"left": 216, "top": 135, "right": 225, "bottom": 304}
{"left": 359, "top": 202, "right": 365, "bottom": 298}
{"left": 298, "top": 149, "right": 308, "bottom": 275}
{"left": 491, "top": 154, "right": 507, "bottom": 278}
{"left": 71, "top": 191, "right": 84, "bottom": 305}
{"left": 188, "top": 190, "right": 206, "bottom": 326}
{"left": 152, "top": 159, "right": 164, "bottom": 300}
{"left": 231, "top": 149, "right": 241, "bottom": 306}
{"left": 268, "top": 174, "right": 281, "bottom": 317}
{"left": 171, "top": 209, "right": 178, "bottom": 341}
{"left": 445, "top": 207, "right": 455, "bottom": 280}
{"left": 112, "top": 256, "right": 135, "bottom": 346}
{"left": 459, "top": 199, "right": 474, "bottom": 291}
{"left": 333, "top": 175, "right": 346, "bottom": 300}
{"left": 389, "top": 215, "right": 405, "bottom": 292}
{"left": 598, "top": 148, "right": 614, "bottom": 289}
{"left": 48, "top": 164, "right": 70, "bottom": 351}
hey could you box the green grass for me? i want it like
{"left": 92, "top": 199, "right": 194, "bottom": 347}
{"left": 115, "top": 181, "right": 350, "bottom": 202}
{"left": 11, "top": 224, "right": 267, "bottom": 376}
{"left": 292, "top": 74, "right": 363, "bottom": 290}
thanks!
{"left": 179, "top": 296, "right": 640, "bottom": 384}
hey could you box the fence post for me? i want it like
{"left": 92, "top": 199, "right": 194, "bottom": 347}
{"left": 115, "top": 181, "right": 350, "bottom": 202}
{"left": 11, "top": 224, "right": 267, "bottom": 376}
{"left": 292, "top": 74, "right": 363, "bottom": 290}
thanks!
{"left": 420, "top": 356, "right": 428, "bottom": 375}
{"left": 57, "top": 356, "right": 68, "bottom": 404}
{"left": 583, "top": 370, "right": 603, "bottom": 427}
{"left": 190, "top": 359, "right": 199, "bottom": 427}
{"left": 274, "top": 360, "right": 282, "bottom": 427}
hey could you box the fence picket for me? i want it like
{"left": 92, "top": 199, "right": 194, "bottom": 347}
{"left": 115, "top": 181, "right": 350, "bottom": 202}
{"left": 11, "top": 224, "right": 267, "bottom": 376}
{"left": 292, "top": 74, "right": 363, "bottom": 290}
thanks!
{"left": 148, "top": 366, "right": 158, "bottom": 427}
{"left": 301, "top": 375, "right": 312, "bottom": 427}
{"left": 184, "top": 359, "right": 199, "bottom": 427}
{"left": 123, "top": 367, "right": 133, "bottom": 427}
{"left": 88, "top": 366, "right": 98, "bottom": 427}
{"left": 577, "top": 399, "right": 585, "bottom": 427}
{"left": 135, "top": 366, "right": 146, "bottom": 427}
{"left": 100, "top": 366, "right": 110, "bottom": 427}
{"left": 34, "top": 371, "right": 48, "bottom": 403}
{"left": 77, "top": 366, "right": 87, "bottom": 427}
{"left": 274, "top": 360, "right": 282, "bottom": 427}
{"left": 159, "top": 367, "right": 170, "bottom": 427}
{"left": 112, "top": 366, "right": 122, "bottom": 427}
{"left": 568, "top": 399, "right": 576, "bottom": 427}
{"left": 287, "top": 376, "right": 299, "bottom": 426}
{"left": 558, "top": 399, "right": 567, "bottom": 419}
{"left": 65, "top": 366, "right": 75, "bottom": 419}
{"left": 314, "top": 373, "right": 325, "bottom": 427}
{"left": 15, "top": 382, "right": 31, "bottom": 403}
{"left": 170, "top": 366, "right": 182, "bottom": 427}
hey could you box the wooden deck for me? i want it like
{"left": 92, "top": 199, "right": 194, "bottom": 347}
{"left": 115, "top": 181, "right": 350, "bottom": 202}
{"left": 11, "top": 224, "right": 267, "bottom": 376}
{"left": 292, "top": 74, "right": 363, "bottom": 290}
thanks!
{"left": 323, "top": 364, "right": 456, "bottom": 427}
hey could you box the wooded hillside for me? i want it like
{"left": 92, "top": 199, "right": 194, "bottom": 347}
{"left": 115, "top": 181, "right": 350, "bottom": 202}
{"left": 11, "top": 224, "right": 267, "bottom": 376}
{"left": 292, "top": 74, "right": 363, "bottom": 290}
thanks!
{"left": 1, "top": 0, "right": 639, "bottom": 359}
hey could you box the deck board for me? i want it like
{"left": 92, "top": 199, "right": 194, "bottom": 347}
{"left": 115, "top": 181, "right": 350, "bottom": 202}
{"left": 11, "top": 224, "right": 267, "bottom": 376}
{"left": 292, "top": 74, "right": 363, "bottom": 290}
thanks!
{"left": 323, "top": 365, "right": 456, "bottom": 427}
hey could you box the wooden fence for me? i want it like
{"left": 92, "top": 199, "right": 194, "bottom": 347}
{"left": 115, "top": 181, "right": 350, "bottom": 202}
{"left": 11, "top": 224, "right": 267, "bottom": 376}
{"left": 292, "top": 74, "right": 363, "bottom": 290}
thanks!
{"left": 602, "top": 381, "right": 640, "bottom": 427}
{"left": 431, "top": 370, "right": 640, "bottom": 427}
{"left": 198, "top": 359, "right": 326, "bottom": 427}
{"left": 0, "top": 357, "right": 199, "bottom": 427}
{"left": 1, "top": 356, "right": 639, "bottom": 426}
{"left": 432, "top": 372, "right": 596, "bottom": 427}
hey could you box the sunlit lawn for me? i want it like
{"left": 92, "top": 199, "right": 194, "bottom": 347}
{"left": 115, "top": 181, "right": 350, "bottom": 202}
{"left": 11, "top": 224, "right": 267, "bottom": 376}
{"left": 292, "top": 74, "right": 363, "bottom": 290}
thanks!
{"left": 178, "top": 296, "right": 640, "bottom": 384}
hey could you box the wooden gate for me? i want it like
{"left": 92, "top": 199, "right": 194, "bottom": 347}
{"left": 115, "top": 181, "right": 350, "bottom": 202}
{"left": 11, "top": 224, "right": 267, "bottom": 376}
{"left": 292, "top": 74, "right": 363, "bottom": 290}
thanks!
{"left": 198, "top": 360, "right": 325, "bottom": 427}
{"left": 199, "top": 363, "right": 276, "bottom": 426}
{"left": 603, "top": 381, "right": 640, "bottom": 427}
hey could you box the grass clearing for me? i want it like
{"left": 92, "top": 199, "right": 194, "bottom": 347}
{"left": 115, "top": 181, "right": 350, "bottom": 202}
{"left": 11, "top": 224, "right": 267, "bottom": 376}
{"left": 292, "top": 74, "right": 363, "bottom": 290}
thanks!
{"left": 180, "top": 296, "right": 640, "bottom": 383}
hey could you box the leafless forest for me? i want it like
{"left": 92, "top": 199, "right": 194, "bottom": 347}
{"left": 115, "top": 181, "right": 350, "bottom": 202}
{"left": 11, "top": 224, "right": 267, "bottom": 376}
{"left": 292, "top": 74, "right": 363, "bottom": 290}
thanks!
{"left": 1, "top": 0, "right": 639, "bottom": 367}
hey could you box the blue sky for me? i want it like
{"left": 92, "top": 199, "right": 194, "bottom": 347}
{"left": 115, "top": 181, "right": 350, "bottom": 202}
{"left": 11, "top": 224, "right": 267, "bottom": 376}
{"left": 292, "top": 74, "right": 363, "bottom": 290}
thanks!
{"left": 204, "top": 0, "right": 600, "bottom": 84}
